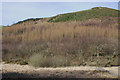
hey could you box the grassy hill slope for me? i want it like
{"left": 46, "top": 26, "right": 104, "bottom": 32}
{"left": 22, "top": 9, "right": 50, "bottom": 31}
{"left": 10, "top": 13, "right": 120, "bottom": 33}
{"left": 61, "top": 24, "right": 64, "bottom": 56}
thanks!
{"left": 47, "top": 7, "right": 118, "bottom": 22}
{"left": 2, "top": 7, "right": 119, "bottom": 67}
{"left": 11, "top": 7, "right": 119, "bottom": 26}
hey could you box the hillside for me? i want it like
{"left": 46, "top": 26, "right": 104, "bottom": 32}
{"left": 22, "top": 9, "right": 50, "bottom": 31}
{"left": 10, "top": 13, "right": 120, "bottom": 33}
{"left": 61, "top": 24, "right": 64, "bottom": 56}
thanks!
{"left": 48, "top": 7, "right": 118, "bottom": 22}
{"left": 2, "top": 7, "right": 119, "bottom": 68}
{"left": 11, "top": 7, "right": 119, "bottom": 26}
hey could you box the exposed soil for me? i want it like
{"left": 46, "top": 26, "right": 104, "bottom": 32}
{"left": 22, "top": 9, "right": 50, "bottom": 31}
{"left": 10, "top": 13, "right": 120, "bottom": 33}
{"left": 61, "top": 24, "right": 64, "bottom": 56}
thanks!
{"left": 0, "top": 62, "right": 119, "bottom": 78}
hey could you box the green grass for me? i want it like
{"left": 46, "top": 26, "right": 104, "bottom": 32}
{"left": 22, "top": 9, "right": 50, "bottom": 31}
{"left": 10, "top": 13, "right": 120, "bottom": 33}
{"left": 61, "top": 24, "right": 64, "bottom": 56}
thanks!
{"left": 1, "top": 26, "right": 9, "bottom": 28}
{"left": 47, "top": 7, "right": 119, "bottom": 22}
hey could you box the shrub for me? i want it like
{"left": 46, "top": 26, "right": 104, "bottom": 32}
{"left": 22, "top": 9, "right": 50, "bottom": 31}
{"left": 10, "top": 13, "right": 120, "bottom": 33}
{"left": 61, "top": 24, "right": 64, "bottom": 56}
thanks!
{"left": 29, "top": 54, "right": 52, "bottom": 67}
{"left": 52, "top": 55, "right": 70, "bottom": 67}
{"left": 29, "top": 54, "right": 70, "bottom": 67}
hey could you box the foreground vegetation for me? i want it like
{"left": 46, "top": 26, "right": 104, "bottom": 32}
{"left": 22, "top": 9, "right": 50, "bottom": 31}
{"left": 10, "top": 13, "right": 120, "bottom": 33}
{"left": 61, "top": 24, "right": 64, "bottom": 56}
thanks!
{"left": 2, "top": 7, "right": 119, "bottom": 67}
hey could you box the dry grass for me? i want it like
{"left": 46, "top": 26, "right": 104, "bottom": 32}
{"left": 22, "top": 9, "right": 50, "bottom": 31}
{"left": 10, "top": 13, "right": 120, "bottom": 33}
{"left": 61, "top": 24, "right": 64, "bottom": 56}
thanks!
{"left": 2, "top": 18, "right": 118, "bottom": 67}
